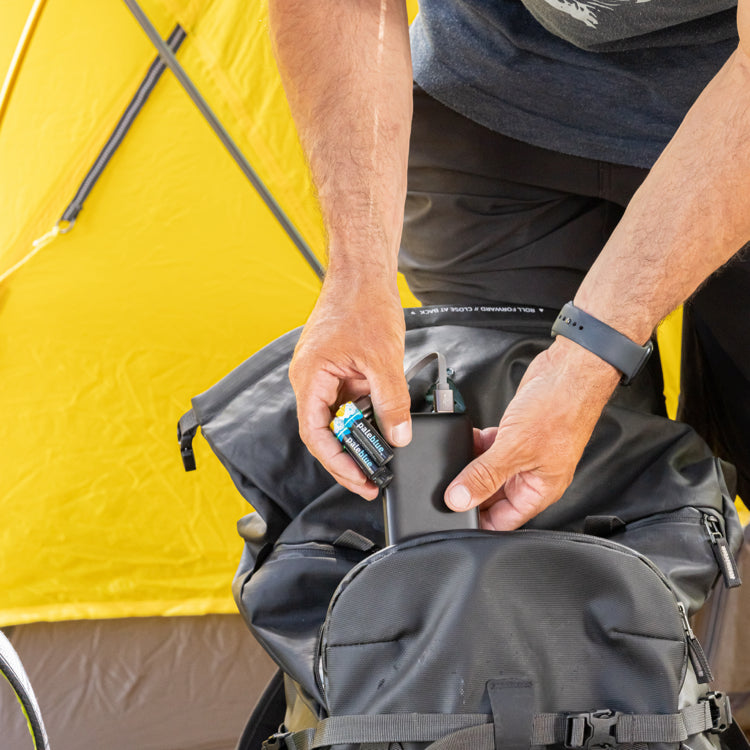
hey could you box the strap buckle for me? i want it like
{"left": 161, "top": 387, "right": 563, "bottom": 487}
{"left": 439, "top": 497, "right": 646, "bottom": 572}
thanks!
{"left": 701, "top": 692, "right": 732, "bottom": 734}
{"left": 177, "top": 412, "right": 198, "bottom": 472}
{"left": 262, "top": 731, "right": 292, "bottom": 750}
{"left": 565, "top": 709, "right": 622, "bottom": 749}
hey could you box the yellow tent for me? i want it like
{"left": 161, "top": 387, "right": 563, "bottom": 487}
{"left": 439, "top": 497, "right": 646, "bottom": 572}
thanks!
{"left": 1, "top": 1, "right": 416, "bottom": 745}
{"left": 0, "top": 0, "right": 732, "bottom": 745}
{"left": 1, "top": 0, "right": 419, "bottom": 628}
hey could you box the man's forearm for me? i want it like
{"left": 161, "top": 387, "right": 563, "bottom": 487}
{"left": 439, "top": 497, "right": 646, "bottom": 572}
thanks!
{"left": 444, "top": 15, "right": 750, "bottom": 528}
{"left": 268, "top": 0, "right": 412, "bottom": 285}
{"left": 575, "top": 39, "right": 750, "bottom": 346}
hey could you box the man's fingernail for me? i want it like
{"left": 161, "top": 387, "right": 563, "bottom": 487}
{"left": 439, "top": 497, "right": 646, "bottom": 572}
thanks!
{"left": 447, "top": 484, "right": 472, "bottom": 510}
{"left": 391, "top": 421, "right": 411, "bottom": 447}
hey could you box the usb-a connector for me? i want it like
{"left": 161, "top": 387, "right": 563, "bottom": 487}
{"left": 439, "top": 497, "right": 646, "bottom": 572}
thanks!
{"left": 434, "top": 385, "right": 455, "bottom": 413}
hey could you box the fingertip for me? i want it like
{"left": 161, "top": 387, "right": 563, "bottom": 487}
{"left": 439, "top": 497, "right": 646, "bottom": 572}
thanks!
{"left": 390, "top": 419, "right": 412, "bottom": 447}
{"left": 358, "top": 483, "right": 380, "bottom": 502}
{"left": 483, "top": 498, "right": 528, "bottom": 531}
{"left": 369, "top": 376, "right": 412, "bottom": 447}
{"left": 476, "top": 426, "right": 497, "bottom": 454}
{"left": 445, "top": 483, "right": 473, "bottom": 511}
{"left": 478, "top": 508, "right": 498, "bottom": 531}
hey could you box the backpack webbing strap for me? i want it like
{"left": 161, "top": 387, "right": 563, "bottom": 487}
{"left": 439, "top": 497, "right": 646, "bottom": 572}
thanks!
{"left": 281, "top": 713, "right": 491, "bottom": 750}
{"left": 488, "top": 678, "right": 534, "bottom": 750}
{"left": 272, "top": 695, "right": 734, "bottom": 750}
{"left": 420, "top": 723, "right": 646, "bottom": 750}
{"left": 616, "top": 701, "right": 714, "bottom": 743}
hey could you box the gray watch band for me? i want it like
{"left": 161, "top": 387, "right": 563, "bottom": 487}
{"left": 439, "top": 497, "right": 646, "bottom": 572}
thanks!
{"left": 551, "top": 302, "right": 653, "bottom": 385}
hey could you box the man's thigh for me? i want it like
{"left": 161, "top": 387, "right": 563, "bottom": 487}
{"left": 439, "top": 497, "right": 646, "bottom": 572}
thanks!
{"left": 400, "top": 86, "right": 647, "bottom": 308}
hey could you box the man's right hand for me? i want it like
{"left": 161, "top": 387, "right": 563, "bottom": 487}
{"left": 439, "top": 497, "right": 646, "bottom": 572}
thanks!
{"left": 269, "top": 0, "right": 414, "bottom": 495}
{"left": 289, "top": 274, "right": 412, "bottom": 499}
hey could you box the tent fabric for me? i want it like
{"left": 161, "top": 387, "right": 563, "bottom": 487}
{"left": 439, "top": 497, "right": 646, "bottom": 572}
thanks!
{"left": 0, "top": 0, "right": 418, "bottom": 627}
{"left": 0, "top": 0, "right": 707, "bottom": 631}
{"left": 0, "top": 615, "right": 277, "bottom": 750}
{"left": 0, "top": 4, "right": 725, "bottom": 748}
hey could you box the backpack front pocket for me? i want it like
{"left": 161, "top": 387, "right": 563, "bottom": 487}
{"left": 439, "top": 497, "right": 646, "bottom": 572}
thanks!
{"left": 319, "top": 531, "right": 689, "bottom": 721}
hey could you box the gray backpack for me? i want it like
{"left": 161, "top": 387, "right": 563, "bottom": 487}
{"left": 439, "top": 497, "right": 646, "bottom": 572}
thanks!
{"left": 178, "top": 305, "right": 748, "bottom": 750}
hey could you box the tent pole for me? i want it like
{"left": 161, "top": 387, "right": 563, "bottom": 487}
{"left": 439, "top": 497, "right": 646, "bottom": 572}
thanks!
{"left": 0, "top": 0, "right": 49, "bottom": 134}
{"left": 121, "top": 0, "right": 325, "bottom": 282}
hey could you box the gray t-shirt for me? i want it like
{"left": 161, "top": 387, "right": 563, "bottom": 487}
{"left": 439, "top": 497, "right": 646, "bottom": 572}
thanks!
{"left": 411, "top": 0, "right": 738, "bottom": 167}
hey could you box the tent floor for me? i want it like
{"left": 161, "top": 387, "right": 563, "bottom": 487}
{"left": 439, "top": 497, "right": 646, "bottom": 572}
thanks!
{"left": 0, "top": 614, "right": 276, "bottom": 750}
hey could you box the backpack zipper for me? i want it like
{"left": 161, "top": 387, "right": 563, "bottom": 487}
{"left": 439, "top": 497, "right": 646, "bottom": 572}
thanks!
{"left": 677, "top": 602, "right": 714, "bottom": 684}
{"left": 699, "top": 580, "right": 729, "bottom": 666}
{"left": 702, "top": 513, "right": 742, "bottom": 588}
{"left": 598, "top": 507, "right": 740, "bottom": 589}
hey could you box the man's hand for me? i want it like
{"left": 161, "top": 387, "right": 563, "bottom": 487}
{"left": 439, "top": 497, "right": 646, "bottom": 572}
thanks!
{"left": 289, "top": 274, "right": 412, "bottom": 499}
{"left": 270, "top": 0, "right": 413, "bottom": 496}
{"left": 446, "top": 33, "right": 750, "bottom": 529}
{"left": 445, "top": 337, "right": 620, "bottom": 530}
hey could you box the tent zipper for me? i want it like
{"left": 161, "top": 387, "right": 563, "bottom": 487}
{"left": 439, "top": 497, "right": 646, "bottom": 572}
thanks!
{"left": 1, "top": 24, "right": 187, "bottom": 286}
{"left": 58, "top": 24, "right": 186, "bottom": 233}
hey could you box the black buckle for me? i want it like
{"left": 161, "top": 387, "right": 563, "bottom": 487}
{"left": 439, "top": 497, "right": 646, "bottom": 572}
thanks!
{"left": 565, "top": 709, "right": 621, "bottom": 749}
{"left": 176, "top": 419, "right": 197, "bottom": 472}
{"left": 702, "top": 692, "right": 732, "bottom": 734}
{"left": 179, "top": 441, "right": 196, "bottom": 472}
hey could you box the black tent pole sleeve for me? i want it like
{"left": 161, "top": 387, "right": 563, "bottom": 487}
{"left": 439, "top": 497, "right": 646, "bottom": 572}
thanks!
{"left": 122, "top": 0, "right": 325, "bottom": 282}
{"left": 60, "top": 25, "right": 187, "bottom": 228}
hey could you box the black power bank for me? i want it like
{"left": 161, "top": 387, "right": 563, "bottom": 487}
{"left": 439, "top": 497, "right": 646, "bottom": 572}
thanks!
{"left": 383, "top": 412, "right": 480, "bottom": 545}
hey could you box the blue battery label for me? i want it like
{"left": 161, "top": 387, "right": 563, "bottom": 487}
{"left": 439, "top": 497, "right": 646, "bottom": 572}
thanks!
{"left": 330, "top": 416, "right": 351, "bottom": 439}
{"left": 330, "top": 410, "right": 393, "bottom": 487}
{"left": 334, "top": 401, "right": 393, "bottom": 465}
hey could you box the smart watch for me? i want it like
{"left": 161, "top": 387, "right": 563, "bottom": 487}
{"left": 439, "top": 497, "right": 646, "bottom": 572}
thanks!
{"left": 551, "top": 302, "right": 653, "bottom": 385}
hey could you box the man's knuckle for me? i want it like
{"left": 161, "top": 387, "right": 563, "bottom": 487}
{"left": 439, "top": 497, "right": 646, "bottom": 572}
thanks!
{"left": 297, "top": 422, "right": 316, "bottom": 448}
{"left": 469, "top": 460, "right": 502, "bottom": 494}
{"left": 379, "top": 390, "right": 411, "bottom": 414}
{"left": 288, "top": 361, "right": 306, "bottom": 390}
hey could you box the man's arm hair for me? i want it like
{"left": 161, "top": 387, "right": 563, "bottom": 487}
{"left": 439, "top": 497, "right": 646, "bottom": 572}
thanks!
{"left": 446, "top": 0, "right": 750, "bottom": 529}
{"left": 268, "top": 0, "right": 412, "bottom": 282}
{"left": 574, "top": 0, "right": 750, "bottom": 341}
{"left": 268, "top": 1, "right": 415, "bottom": 496}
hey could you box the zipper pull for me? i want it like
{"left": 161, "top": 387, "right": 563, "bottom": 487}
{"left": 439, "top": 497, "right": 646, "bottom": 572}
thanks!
{"left": 703, "top": 514, "right": 742, "bottom": 588}
{"left": 678, "top": 602, "right": 714, "bottom": 684}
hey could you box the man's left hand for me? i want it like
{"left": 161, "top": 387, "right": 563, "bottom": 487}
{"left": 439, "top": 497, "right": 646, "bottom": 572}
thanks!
{"left": 444, "top": 337, "right": 621, "bottom": 530}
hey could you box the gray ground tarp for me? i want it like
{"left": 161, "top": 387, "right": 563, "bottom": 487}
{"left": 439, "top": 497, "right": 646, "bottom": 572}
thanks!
{"left": 0, "top": 614, "right": 276, "bottom": 750}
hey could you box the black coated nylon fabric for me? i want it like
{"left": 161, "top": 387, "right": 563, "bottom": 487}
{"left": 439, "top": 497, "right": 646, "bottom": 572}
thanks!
{"left": 186, "top": 306, "right": 742, "bottom": 717}
{"left": 321, "top": 532, "right": 685, "bottom": 718}
{"left": 191, "top": 306, "right": 738, "bottom": 547}
{"left": 311, "top": 531, "right": 727, "bottom": 750}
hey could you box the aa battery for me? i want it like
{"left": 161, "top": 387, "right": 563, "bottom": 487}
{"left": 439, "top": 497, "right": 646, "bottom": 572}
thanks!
{"left": 330, "top": 416, "right": 393, "bottom": 489}
{"left": 334, "top": 402, "right": 394, "bottom": 466}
